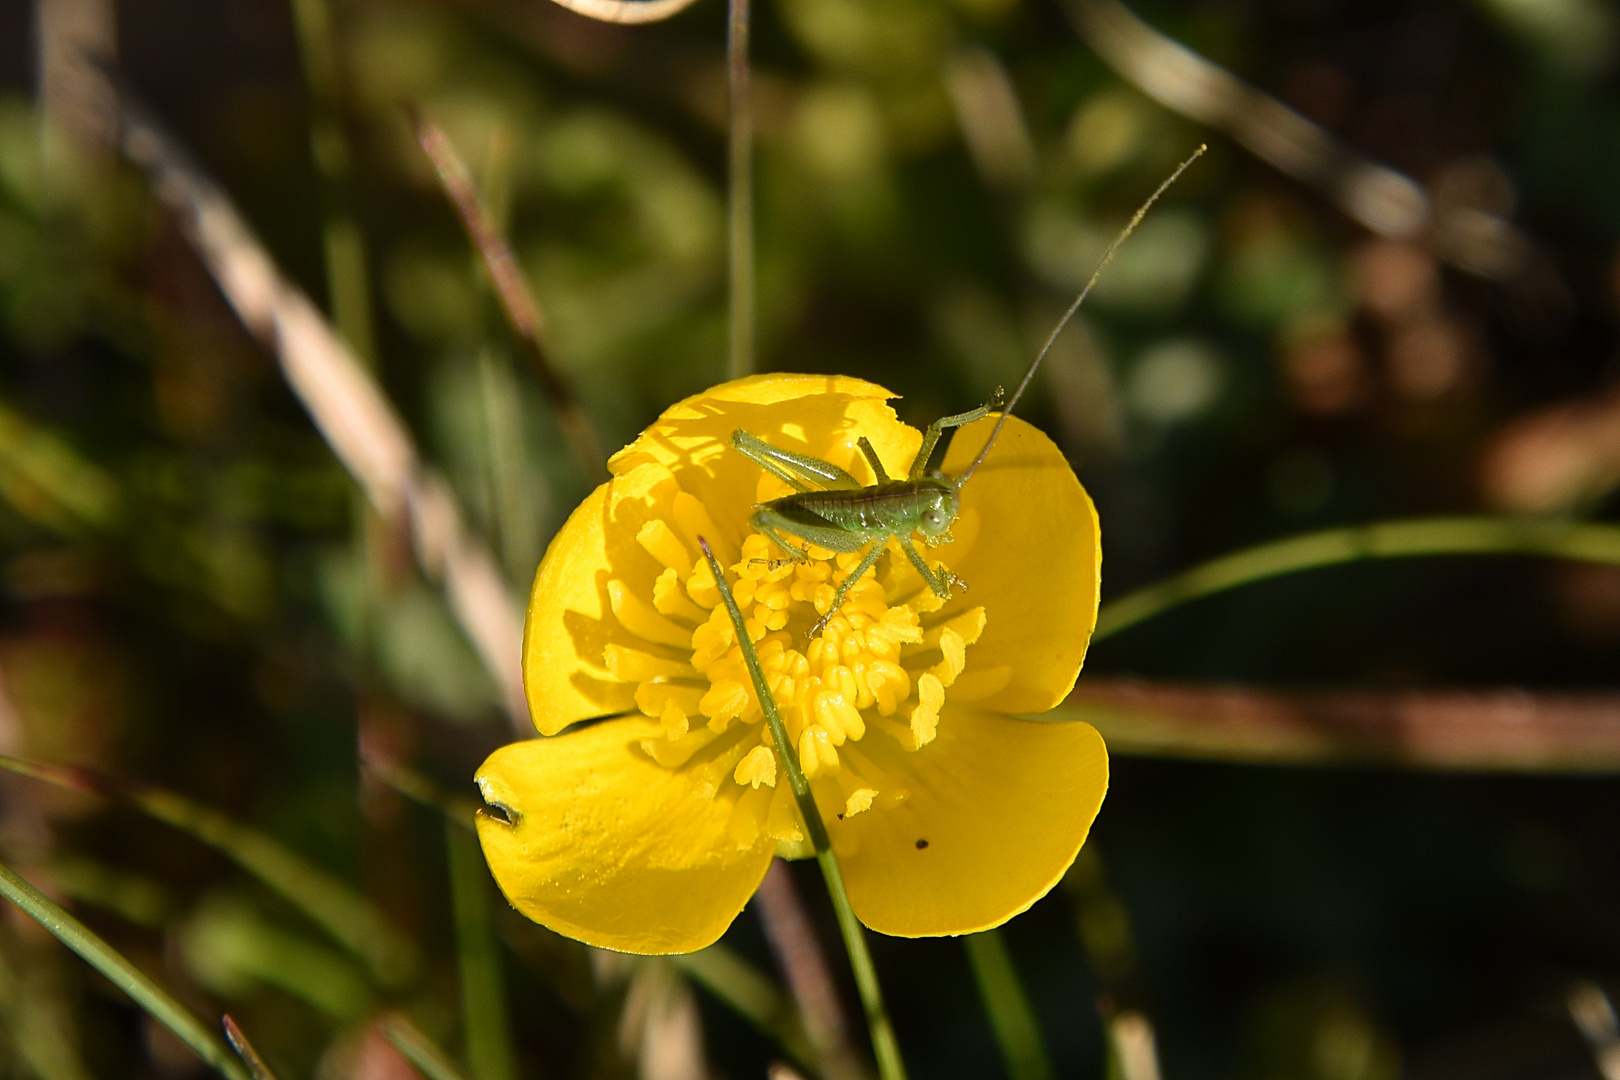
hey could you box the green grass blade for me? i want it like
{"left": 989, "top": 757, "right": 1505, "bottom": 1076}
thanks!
{"left": 446, "top": 821, "right": 518, "bottom": 1080}
{"left": 0, "top": 753, "right": 419, "bottom": 989}
{"left": 700, "top": 538, "right": 906, "bottom": 1080}
{"left": 964, "top": 930, "right": 1056, "bottom": 1080}
{"left": 382, "top": 1014, "right": 474, "bottom": 1080}
{"left": 1094, "top": 516, "right": 1620, "bottom": 642}
{"left": 0, "top": 858, "right": 251, "bottom": 1080}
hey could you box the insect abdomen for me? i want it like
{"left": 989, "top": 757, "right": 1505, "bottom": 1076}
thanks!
{"left": 773, "top": 480, "right": 943, "bottom": 535}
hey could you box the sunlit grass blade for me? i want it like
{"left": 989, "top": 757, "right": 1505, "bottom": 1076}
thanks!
{"left": 447, "top": 821, "right": 517, "bottom": 1080}
{"left": 223, "top": 1015, "right": 283, "bottom": 1080}
{"left": 382, "top": 1014, "right": 474, "bottom": 1080}
{"left": 0, "top": 753, "right": 419, "bottom": 989}
{"left": 675, "top": 945, "right": 819, "bottom": 1073}
{"left": 1094, "top": 516, "right": 1620, "bottom": 642}
{"left": 699, "top": 538, "right": 907, "bottom": 1080}
{"left": 0, "top": 858, "right": 251, "bottom": 1080}
{"left": 964, "top": 930, "right": 1056, "bottom": 1080}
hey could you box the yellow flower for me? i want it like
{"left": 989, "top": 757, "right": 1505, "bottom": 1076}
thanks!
{"left": 475, "top": 374, "right": 1107, "bottom": 954}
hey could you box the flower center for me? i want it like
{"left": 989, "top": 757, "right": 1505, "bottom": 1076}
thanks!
{"left": 608, "top": 509, "right": 984, "bottom": 852}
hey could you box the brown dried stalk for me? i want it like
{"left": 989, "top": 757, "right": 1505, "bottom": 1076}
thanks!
{"left": 542, "top": 0, "right": 701, "bottom": 24}
{"left": 755, "top": 861, "right": 870, "bottom": 1080}
{"left": 113, "top": 93, "right": 529, "bottom": 730}
{"left": 1058, "top": 677, "right": 1620, "bottom": 771}
{"left": 1063, "top": 0, "right": 1539, "bottom": 283}
{"left": 414, "top": 118, "right": 607, "bottom": 483}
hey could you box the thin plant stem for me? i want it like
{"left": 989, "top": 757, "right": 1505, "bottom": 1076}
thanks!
{"left": 813, "top": 849, "right": 906, "bottom": 1080}
{"left": 362, "top": 753, "right": 480, "bottom": 830}
{"left": 381, "top": 1014, "right": 475, "bottom": 1080}
{"left": 223, "top": 1015, "right": 284, "bottom": 1080}
{"left": 727, "top": 0, "right": 755, "bottom": 380}
{"left": 446, "top": 822, "right": 518, "bottom": 1080}
{"left": 1094, "top": 516, "right": 1620, "bottom": 643}
{"left": 697, "top": 539, "right": 907, "bottom": 1080}
{"left": 415, "top": 118, "right": 607, "bottom": 483}
{"left": 290, "top": 0, "right": 376, "bottom": 364}
{"left": 964, "top": 931, "right": 1056, "bottom": 1080}
{"left": 755, "top": 861, "right": 869, "bottom": 1080}
{"left": 0, "top": 859, "right": 251, "bottom": 1080}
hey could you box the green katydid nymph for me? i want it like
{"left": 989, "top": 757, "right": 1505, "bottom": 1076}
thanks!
{"left": 730, "top": 145, "right": 1206, "bottom": 637}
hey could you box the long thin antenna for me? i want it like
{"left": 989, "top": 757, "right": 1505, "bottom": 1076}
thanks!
{"left": 957, "top": 144, "right": 1206, "bottom": 486}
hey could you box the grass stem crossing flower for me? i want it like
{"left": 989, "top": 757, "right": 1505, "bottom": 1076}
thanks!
{"left": 476, "top": 374, "right": 1107, "bottom": 954}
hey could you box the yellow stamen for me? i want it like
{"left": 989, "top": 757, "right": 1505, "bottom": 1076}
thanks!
{"left": 619, "top": 506, "right": 983, "bottom": 838}
{"left": 843, "top": 788, "right": 876, "bottom": 818}
{"left": 734, "top": 745, "right": 777, "bottom": 789}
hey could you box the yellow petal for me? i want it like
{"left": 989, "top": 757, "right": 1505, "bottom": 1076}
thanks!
{"left": 523, "top": 462, "right": 707, "bottom": 736}
{"left": 835, "top": 703, "right": 1108, "bottom": 937}
{"left": 522, "top": 483, "right": 635, "bottom": 735}
{"left": 938, "top": 415, "right": 1100, "bottom": 714}
{"left": 607, "top": 374, "right": 923, "bottom": 537}
{"left": 475, "top": 720, "right": 773, "bottom": 955}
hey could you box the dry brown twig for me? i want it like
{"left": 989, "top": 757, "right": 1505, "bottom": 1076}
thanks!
{"left": 1063, "top": 0, "right": 1542, "bottom": 283}
{"left": 114, "top": 94, "right": 530, "bottom": 732}
{"left": 542, "top": 0, "right": 701, "bottom": 24}
{"left": 755, "top": 861, "right": 870, "bottom": 1080}
{"left": 1060, "top": 677, "right": 1620, "bottom": 772}
{"left": 413, "top": 118, "right": 608, "bottom": 484}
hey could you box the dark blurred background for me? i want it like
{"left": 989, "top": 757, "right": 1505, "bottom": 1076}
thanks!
{"left": 3, "top": 0, "right": 1620, "bottom": 1078}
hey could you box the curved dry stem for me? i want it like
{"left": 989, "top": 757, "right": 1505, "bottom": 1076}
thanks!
{"left": 545, "top": 0, "right": 703, "bottom": 24}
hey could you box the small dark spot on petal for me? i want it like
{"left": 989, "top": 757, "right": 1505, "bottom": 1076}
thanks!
{"left": 836, "top": 813, "right": 845, "bottom": 820}
{"left": 915, "top": 838, "right": 929, "bottom": 850}
{"left": 480, "top": 799, "right": 519, "bottom": 827}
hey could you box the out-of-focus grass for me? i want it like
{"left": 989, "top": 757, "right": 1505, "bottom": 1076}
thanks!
{"left": 2, "top": 0, "right": 1620, "bottom": 1076}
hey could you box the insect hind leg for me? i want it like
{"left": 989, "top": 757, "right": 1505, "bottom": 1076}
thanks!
{"left": 750, "top": 513, "right": 813, "bottom": 569}
{"left": 908, "top": 388, "right": 1007, "bottom": 479}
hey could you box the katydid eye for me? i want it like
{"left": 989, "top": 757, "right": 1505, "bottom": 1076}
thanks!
{"left": 921, "top": 509, "right": 947, "bottom": 533}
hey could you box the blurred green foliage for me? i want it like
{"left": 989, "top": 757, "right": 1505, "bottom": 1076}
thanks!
{"left": 2, "top": 0, "right": 1620, "bottom": 1077}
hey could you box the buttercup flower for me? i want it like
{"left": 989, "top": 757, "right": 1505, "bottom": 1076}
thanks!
{"left": 475, "top": 374, "right": 1107, "bottom": 954}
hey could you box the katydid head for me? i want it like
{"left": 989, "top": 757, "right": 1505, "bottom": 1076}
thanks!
{"left": 916, "top": 481, "right": 958, "bottom": 538}
{"left": 951, "top": 145, "right": 1207, "bottom": 492}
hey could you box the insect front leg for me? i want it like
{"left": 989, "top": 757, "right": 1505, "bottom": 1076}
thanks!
{"left": 899, "top": 535, "right": 964, "bottom": 600}
{"left": 907, "top": 388, "right": 1007, "bottom": 479}
{"left": 856, "top": 437, "right": 892, "bottom": 483}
